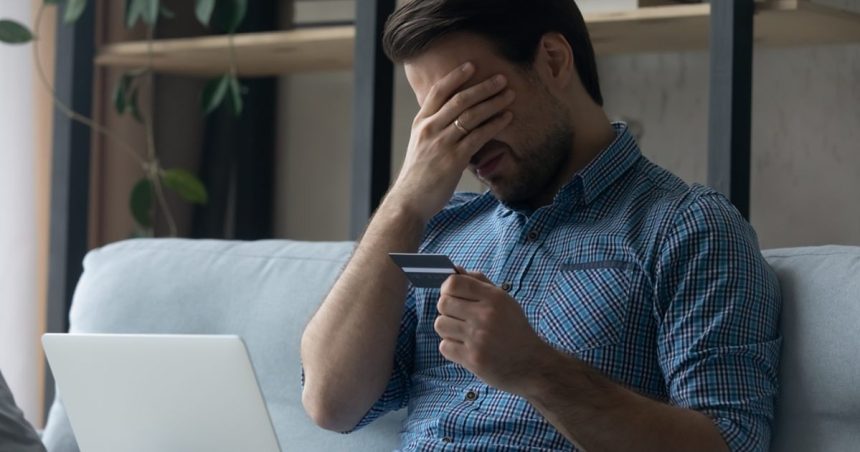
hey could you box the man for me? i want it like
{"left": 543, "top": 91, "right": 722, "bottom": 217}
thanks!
{"left": 301, "top": 1, "right": 781, "bottom": 451}
{"left": 1, "top": 370, "right": 46, "bottom": 452}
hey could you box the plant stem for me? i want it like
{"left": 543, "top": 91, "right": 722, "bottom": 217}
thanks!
{"left": 34, "top": 3, "right": 178, "bottom": 238}
{"left": 143, "top": 23, "right": 178, "bottom": 237}
{"left": 33, "top": 4, "right": 146, "bottom": 169}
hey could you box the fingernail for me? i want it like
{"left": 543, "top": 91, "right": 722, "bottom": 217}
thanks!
{"left": 495, "top": 74, "right": 506, "bottom": 85}
{"left": 461, "top": 62, "right": 473, "bottom": 72}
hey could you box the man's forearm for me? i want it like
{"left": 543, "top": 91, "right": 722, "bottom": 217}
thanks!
{"left": 301, "top": 198, "right": 425, "bottom": 431}
{"left": 522, "top": 348, "right": 729, "bottom": 452}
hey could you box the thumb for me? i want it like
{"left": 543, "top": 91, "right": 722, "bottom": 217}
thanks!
{"left": 456, "top": 267, "right": 493, "bottom": 285}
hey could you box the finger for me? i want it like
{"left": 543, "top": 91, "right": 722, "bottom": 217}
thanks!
{"left": 431, "top": 74, "right": 508, "bottom": 129}
{"left": 441, "top": 274, "right": 495, "bottom": 300}
{"left": 456, "top": 111, "right": 514, "bottom": 160}
{"left": 434, "top": 315, "right": 467, "bottom": 341}
{"left": 418, "top": 62, "right": 475, "bottom": 119}
{"left": 439, "top": 338, "right": 467, "bottom": 364}
{"left": 437, "top": 294, "right": 476, "bottom": 320}
{"left": 454, "top": 89, "right": 516, "bottom": 136}
{"left": 464, "top": 271, "right": 493, "bottom": 285}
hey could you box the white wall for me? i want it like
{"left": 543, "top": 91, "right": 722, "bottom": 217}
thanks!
{"left": 0, "top": 1, "right": 41, "bottom": 426}
{"left": 598, "top": 44, "right": 860, "bottom": 248}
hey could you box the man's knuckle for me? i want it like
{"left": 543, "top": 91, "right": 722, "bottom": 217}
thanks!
{"left": 448, "top": 276, "right": 465, "bottom": 292}
{"left": 428, "top": 83, "right": 442, "bottom": 100}
{"left": 416, "top": 122, "right": 435, "bottom": 140}
{"left": 469, "top": 348, "right": 488, "bottom": 368}
{"left": 436, "top": 296, "right": 447, "bottom": 313}
{"left": 438, "top": 340, "right": 449, "bottom": 356}
{"left": 458, "top": 111, "right": 475, "bottom": 126}
{"left": 450, "top": 93, "right": 469, "bottom": 110}
{"left": 473, "top": 329, "right": 489, "bottom": 345}
{"left": 475, "top": 310, "right": 493, "bottom": 326}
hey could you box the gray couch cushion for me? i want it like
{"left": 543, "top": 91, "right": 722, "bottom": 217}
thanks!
{"left": 764, "top": 246, "right": 860, "bottom": 452}
{"left": 41, "top": 239, "right": 405, "bottom": 452}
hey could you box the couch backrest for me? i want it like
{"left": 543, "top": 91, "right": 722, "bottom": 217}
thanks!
{"left": 763, "top": 246, "right": 860, "bottom": 452}
{"left": 42, "top": 240, "right": 860, "bottom": 451}
{"left": 41, "top": 239, "right": 405, "bottom": 452}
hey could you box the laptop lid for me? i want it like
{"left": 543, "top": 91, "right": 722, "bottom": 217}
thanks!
{"left": 43, "top": 334, "right": 281, "bottom": 452}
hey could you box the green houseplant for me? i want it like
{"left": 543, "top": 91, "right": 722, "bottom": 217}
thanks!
{"left": 0, "top": 0, "right": 250, "bottom": 236}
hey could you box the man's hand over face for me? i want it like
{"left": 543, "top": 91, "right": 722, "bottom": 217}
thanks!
{"left": 434, "top": 271, "right": 549, "bottom": 396}
{"left": 388, "top": 63, "right": 516, "bottom": 223}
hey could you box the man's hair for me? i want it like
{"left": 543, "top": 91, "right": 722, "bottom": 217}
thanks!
{"left": 382, "top": 0, "right": 603, "bottom": 106}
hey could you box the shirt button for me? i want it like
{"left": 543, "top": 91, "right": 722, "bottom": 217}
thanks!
{"left": 442, "top": 436, "right": 453, "bottom": 443}
{"left": 500, "top": 282, "right": 513, "bottom": 292}
{"left": 465, "top": 390, "right": 478, "bottom": 401}
{"left": 526, "top": 230, "right": 540, "bottom": 241}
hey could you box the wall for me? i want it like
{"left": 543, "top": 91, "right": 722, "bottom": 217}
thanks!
{"left": 599, "top": 44, "right": 860, "bottom": 248}
{"left": 275, "top": 40, "right": 860, "bottom": 249}
{"left": 0, "top": 0, "right": 55, "bottom": 428}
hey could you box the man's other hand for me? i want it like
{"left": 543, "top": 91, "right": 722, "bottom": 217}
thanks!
{"left": 386, "top": 62, "right": 515, "bottom": 223}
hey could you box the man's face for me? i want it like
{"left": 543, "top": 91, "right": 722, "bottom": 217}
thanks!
{"left": 404, "top": 33, "right": 574, "bottom": 210}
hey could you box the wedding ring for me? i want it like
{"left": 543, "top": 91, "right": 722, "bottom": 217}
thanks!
{"left": 454, "top": 118, "right": 471, "bottom": 135}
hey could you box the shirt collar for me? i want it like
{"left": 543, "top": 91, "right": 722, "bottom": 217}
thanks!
{"left": 495, "top": 122, "right": 641, "bottom": 217}
{"left": 555, "top": 121, "right": 641, "bottom": 207}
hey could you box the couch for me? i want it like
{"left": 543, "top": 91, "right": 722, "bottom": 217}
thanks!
{"left": 40, "top": 239, "right": 860, "bottom": 451}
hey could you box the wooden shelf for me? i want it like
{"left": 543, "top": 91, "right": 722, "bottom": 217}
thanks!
{"left": 95, "top": 1, "right": 860, "bottom": 77}
{"left": 95, "top": 27, "right": 355, "bottom": 77}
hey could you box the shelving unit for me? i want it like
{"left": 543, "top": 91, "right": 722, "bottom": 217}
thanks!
{"left": 93, "top": 0, "right": 860, "bottom": 77}
{"left": 47, "top": 0, "right": 860, "bottom": 337}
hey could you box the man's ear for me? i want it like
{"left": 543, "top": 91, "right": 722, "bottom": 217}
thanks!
{"left": 535, "top": 32, "right": 575, "bottom": 89}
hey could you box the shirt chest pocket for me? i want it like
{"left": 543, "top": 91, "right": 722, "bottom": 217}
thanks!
{"left": 538, "top": 263, "right": 633, "bottom": 353}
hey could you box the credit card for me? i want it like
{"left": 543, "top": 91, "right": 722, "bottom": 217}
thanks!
{"left": 389, "top": 253, "right": 459, "bottom": 288}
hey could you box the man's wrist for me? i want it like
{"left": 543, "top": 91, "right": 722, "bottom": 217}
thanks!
{"left": 376, "top": 188, "right": 440, "bottom": 227}
{"left": 518, "top": 343, "right": 628, "bottom": 407}
{"left": 376, "top": 195, "right": 425, "bottom": 226}
{"left": 516, "top": 343, "right": 571, "bottom": 401}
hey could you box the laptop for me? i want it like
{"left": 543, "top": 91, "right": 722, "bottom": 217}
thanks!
{"left": 43, "top": 334, "right": 282, "bottom": 452}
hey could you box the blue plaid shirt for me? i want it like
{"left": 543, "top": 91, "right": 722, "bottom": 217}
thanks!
{"left": 352, "top": 123, "right": 781, "bottom": 451}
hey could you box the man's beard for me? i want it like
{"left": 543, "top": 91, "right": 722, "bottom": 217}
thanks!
{"left": 483, "top": 119, "right": 574, "bottom": 211}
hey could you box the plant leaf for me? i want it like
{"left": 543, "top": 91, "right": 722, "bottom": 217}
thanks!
{"left": 63, "top": 0, "right": 88, "bottom": 23}
{"left": 141, "top": 0, "right": 159, "bottom": 26}
{"left": 0, "top": 20, "right": 34, "bottom": 44}
{"left": 129, "top": 88, "right": 144, "bottom": 123}
{"left": 213, "top": 0, "right": 247, "bottom": 33}
{"left": 130, "top": 178, "right": 154, "bottom": 228}
{"left": 228, "top": 75, "right": 243, "bottom": 116}
{"left": 195, "top": 0, "right": 216, "bottom": 27}
{"left": 159, "top": 4, "right": 175, "bottom": 19}
{"left": 125, "top": 0, "right": 148, "bottom": 28}
{"left": 162, "top": 169, "right": 208, "bottom": 204}
{"left": 201, "top": 74, "right": 230, "bottom": 115}
{"left": 113, "top": 73, "right": 133, "bottom": 114}
{"left": 125, "top": 0, "right": 139, "bottom": 28}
